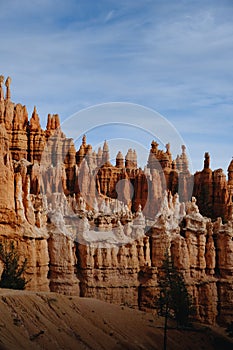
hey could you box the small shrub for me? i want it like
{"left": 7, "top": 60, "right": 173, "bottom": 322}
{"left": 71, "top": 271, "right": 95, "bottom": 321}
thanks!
{"left": 0, "top": 241, "right": 27, "bottom": 290}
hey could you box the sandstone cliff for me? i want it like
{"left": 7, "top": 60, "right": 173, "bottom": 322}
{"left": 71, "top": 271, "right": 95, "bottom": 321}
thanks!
{"left": 0, "top": 76, "right": 232, "bottom": 326}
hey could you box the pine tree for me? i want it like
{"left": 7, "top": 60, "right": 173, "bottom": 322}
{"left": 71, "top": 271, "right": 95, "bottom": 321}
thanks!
{"left": 157, "top": 251, "right": 194, "bottom": 326}
{"left": 0, "top": 241, "right": 27, "bottom": 290}
{"left": 156, "top": 251, "right": 194, "bottom": 349}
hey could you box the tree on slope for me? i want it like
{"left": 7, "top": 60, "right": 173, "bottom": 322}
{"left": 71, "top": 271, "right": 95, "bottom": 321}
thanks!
{"left": 0, "top": 241, "right": 27, "bottom": 290}
{"left": 156, "top": 251, "right": 194, "bottom": 349}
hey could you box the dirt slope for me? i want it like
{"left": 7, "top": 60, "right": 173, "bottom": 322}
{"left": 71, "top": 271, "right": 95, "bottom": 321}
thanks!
{"left": 0, "top": 290, "right": 232, "bottom": 350}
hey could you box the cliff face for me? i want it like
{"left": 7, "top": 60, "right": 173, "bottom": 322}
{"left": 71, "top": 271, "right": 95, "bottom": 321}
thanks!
{"left": 0, "top": 76, "right": 232, "bottom": 325}
{"left": 193, "top": 153, "right": 232, "bottom": 222}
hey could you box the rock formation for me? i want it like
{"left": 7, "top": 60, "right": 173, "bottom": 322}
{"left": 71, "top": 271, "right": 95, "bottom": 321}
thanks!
{"left": 193, "top": 152, "right": 233, "bottom": 222}
{"left": 0, "top": 76, "right": 232, "bottom": 326}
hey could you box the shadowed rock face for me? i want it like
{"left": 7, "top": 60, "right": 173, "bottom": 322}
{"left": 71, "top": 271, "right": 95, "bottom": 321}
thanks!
{"left": 0, "top": 77, "right": 232, "bottom": 326}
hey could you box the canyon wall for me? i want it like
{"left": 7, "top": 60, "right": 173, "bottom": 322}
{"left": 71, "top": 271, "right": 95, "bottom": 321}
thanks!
{"left": 0, "top": 76, "right": 232, "bottom": 325}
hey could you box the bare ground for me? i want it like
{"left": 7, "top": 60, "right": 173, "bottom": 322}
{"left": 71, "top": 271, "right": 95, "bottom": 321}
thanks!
{"left": 0, "top": 290, "right": 232, "bottom": 350}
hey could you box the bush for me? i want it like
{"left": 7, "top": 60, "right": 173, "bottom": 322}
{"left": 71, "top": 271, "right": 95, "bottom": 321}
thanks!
{"left": 0, "top": 241, "right": 27, "bottom": 290}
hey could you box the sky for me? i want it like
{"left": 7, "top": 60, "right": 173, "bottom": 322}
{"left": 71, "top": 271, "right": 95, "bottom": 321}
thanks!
{"left": 0, "top": 0, "right": 233, "bottom": 172}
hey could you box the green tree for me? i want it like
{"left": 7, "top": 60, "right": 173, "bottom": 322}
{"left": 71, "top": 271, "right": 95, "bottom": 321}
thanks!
{"left": 0, "top": 241, "right": 27, "bottom": 290}
{"left": 156, "top": 252, "right": 194, "bottom": 349}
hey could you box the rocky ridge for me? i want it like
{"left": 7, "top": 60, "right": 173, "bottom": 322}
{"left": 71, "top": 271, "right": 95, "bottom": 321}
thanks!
{"left": 0, "top": 76, "right": 232, "bottom": 325}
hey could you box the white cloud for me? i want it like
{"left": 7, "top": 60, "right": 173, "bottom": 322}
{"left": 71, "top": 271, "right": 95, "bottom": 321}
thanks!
{"left": 105, "top": 10, "right": 115, "bottom": 23}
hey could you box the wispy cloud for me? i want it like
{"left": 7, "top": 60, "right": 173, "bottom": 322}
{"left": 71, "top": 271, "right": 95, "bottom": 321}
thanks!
{"left": 105, "top": 10, "right": 115, "bottom": 23}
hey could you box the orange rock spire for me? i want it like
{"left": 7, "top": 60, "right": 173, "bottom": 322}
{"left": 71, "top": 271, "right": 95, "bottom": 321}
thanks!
{"left": 5, "top": 76, "right": 11, "bottom": 100}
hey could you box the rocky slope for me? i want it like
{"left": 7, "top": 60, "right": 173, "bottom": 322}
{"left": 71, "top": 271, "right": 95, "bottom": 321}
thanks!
{"left": 0, "top": 290, "right": 233, "bottom": 350}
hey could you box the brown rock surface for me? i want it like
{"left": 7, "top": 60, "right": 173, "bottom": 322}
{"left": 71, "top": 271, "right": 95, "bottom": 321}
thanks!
{"left": 1, "top": 291, "right": 232, "bottom": 350}
{"left": 0, "top": 123, "right": 16, "bottom": 223}
{"left": 48, "top": 230, "right": 80, "bottom": 295}
{"left": 193, "top": 153, "right": 233, "bottom": 221}
{"left": 0, "top": 77, "right": 232, "bottom": 327}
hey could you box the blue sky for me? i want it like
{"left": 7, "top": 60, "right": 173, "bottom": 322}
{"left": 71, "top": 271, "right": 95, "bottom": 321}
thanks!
{"left": 0, "top": 0, "right": 233, "bottom": 172}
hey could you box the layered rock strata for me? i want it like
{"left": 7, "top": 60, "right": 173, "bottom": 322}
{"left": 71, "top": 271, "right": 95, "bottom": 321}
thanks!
{"left": 0, "top": 77, "right": 232, "bottom": 326}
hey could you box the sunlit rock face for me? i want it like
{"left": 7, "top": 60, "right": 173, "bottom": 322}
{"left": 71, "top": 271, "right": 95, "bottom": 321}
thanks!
{"left": 0, "top": 76, "right": 232, "bottom": 325}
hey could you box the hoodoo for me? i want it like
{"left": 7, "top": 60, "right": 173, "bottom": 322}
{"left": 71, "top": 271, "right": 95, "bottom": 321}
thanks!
{"left": 0, "top": 76, "right": 232, "bottom": 326}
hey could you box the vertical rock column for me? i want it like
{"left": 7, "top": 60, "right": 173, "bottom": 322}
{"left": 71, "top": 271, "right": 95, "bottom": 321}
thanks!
{"left": 47, "top": 222, "right": 80, "bottom": 295}
{"left": 0, "top": 123, "right": 16, "bottom": 225}
{"left": 183, "top": 199, "right": 218, "bottom": 324}
{"left": 214, "top": 219, "right": 233, "bottom": 324}
{"left": 17, "top": 237, "right": 50, "bottom": 292}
